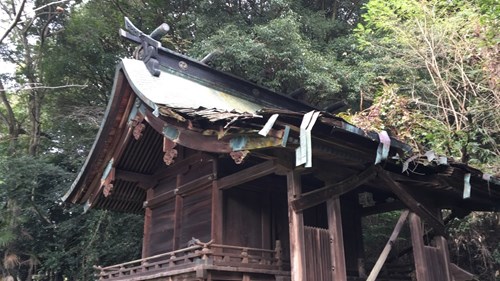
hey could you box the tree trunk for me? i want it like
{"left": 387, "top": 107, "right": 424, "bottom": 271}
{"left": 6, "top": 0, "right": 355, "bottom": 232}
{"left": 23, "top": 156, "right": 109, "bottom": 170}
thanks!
{"left": 0, "top": 79, "right": 20, "bottom": 155}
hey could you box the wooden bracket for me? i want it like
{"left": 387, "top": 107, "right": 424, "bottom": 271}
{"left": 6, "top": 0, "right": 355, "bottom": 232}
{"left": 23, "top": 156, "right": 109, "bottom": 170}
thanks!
{"left": 130, "top": 115, "right": 146, "bottom": 140}
{"left": 101, "top": 167, "right": 115, "bottom": 197}
{"left": 229, "top": 150, "right": 249, "bottom": 164}
{"left": 291, "top": 165, "right": 377, "bottom": 212}
{"left": 163, "top": 137, "right": 178, "bottom": 165}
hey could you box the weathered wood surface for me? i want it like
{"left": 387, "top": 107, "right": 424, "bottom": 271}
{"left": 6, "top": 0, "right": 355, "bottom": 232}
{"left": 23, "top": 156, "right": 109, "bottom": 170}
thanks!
{"left": 435, "top": 236, "right": 452, "bottom": 281}
{"left": 409, "top": 213, "right": 429, "bottom": 281}
{"left": 95, "top": 243, "right": 285, "bottom": 281}
{"left": 287, "top": 170, "right": 307, "bottom": 281}
{"left": 291, "top": 165, "right": 377, "bottom": 212}
{"left": 304, "top": 226, "right": 332, "bottom": 281}
{"left": 377, "top": 167, "right": 445, "bottom": 235}
{"left": 327, "top": 198, "right": 347, "bottom": 281}
{"left": 217, "top": 160, "right": 278, "bottom": 190}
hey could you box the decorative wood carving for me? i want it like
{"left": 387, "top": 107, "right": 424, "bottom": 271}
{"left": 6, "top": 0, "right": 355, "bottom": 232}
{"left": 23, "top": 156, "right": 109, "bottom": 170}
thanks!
{"left": 163, "top": 137, "right": 178, "bottom": 165}
{"left": 101, "top": 167, "right": 115, "bottom": 197}
{"left": 130, "top": 116, "right": 146, "bottom": 140}
{"left": 229, "top": 150, "right": 249, "bottom": 164}
{"left": 132, "top": 123, "right": 146, "bottom": 140}
{"left": 103, "top": 183, "right": 113, "bottom": 197}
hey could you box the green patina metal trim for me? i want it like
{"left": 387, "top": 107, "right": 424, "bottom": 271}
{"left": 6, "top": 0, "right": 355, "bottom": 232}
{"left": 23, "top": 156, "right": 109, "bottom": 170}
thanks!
{"left": 230, "top": 135, "right": 284, "bottom": 151}
{"left": 163, "top": 126, "right": 180, "bottom": 140}
{"left": 101, "top": 159, "right": 114, "bottom": 181}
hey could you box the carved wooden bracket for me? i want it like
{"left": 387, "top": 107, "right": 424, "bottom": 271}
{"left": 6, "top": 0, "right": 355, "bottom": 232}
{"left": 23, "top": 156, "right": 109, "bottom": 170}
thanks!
{"left": 101, "top": 167, "right": 115, "bottom": 197}
{"left": 132, "top": 122, "right": 146, "bottom": 140}
{"left": 230, "top": 150, "right": 249, "bottom": 164}
{"left": 163, "top": 137, "right": 178, "bottom": 165}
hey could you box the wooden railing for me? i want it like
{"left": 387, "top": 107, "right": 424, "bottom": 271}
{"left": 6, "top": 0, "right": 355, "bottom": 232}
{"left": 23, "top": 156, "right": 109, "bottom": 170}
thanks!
{"left": 94, "top": 240, "right": 284, "bottom": 280}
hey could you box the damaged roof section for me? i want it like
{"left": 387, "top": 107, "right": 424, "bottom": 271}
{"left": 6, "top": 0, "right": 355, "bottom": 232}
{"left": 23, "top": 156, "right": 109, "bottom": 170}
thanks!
{"left": 63, "top": 18, "right": 500, "bottom": 214}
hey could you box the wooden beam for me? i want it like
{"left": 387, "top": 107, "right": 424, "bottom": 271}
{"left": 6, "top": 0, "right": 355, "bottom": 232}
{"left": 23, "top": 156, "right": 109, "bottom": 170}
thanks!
{"left": 366, "top": 210, "right": 409, "bottom": 281}
{"left": 144, "top": 190, "right": 175, "bottom": 209}
{"left": 291, "top": 165, "right": 377, "bottom": 212}
{"left": 217, "top": 160, "right": 278, "bottom": 190}
{"left": 409, "top": 213, "right": 430, "bottom": 281}
{"left": 175, "top": 174, "right": 214, "bottom": 196}
{"left": 287, "top": 170, "right": 307, "bottom": 281}
{"left": 361, "top": 201, "right": 406, "bottom": 217}
{"left": 144, "top": 110, "right": 234, "bottom": 153}
{"left": 377, "top": 167, "right": 445, "bottom": 235}
{"left": 327, "top": 198, "right": 347, "bottom": 281}
{"left": 115, "top": 168, "right": 156, "bottom": 189}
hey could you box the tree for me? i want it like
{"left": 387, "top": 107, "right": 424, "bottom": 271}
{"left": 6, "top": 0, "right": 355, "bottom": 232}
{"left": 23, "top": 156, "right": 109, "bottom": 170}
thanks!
{"left": 352, "top": 1, "right": 500, "bottom": 279}
{"left": 0, "top": 0, "right": 71, "bottom": 156}
{"left": 356, "top": 0, "right": 499, "bottom": 170}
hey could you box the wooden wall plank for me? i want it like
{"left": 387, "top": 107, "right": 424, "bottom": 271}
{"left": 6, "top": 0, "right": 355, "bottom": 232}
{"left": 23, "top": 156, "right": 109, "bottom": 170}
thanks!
{"left": 180, "top": 186, "right": 212, "bottom": 245}
{"left": 149, "top": 201, "right": 175, "bottom": 255}
{"left": 223, "top": 187, "right": 263, "bottom": 248}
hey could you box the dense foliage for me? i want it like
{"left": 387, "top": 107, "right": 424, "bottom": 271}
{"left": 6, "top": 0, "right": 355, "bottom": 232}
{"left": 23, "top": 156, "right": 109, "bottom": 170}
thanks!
{"left": 0, "top": 0, "right": 498, "bottom": 280}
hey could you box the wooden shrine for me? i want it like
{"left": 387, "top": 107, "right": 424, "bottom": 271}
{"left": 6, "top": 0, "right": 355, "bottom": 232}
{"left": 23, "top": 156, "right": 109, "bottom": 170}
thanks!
{"left": 63, "top": 19, "right": 500, "bottom": 281}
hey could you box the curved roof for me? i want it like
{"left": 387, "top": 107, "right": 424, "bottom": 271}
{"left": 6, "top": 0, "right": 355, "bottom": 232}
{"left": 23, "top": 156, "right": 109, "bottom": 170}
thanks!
{"left": 63, "top": 37, "right": 500, "bottom": 215}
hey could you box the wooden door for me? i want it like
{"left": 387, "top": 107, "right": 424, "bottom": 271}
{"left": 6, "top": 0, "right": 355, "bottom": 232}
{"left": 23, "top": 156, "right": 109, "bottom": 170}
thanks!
{"left": 304, "top": 226, "right": 332, "bottom": 281}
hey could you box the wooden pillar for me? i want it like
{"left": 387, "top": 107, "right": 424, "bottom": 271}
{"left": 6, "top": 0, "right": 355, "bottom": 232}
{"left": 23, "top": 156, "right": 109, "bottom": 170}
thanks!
{"left": 341, "top": 192, "right": 366, "bottom": 277}
{"left": 142, "top": 189, "right": 154, "bottom": 258}
{"left": 211, "top": 180, "right": 223, "bottom": 244}
{"left": 433, "top": 208, "right": 451, "bottom": 281}
{"left": 172, "top": 175, "right": 183, "bottom": 250}
{"left": 409, "top": 213, "right": 430, "bottom": 281}
{"left": 327, "top": 198, "right": 347, "bottom": 281}
{"left": 172, "top": 195, "right": 183, "bottom": 249}
{"left": 286, "top": 170, "right": 306, "bottom": 281}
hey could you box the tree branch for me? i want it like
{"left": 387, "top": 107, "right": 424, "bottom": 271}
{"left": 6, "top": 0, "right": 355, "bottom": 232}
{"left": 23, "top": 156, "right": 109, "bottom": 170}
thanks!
{"left": 0, "top": 83, "right": 88, "bottom": 92}
{"left": 0, "top": 0, "right": 27, "bottom": 45}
